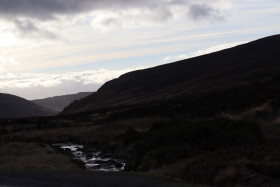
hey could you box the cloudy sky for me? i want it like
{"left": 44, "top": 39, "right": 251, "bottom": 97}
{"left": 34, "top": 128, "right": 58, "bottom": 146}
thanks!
{"left": 0, "top": 0, "right": 279, "bottom": 99}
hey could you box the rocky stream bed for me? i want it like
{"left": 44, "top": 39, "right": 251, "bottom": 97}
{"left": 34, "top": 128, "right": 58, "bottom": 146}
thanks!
{"left": 53, "top": 143, "right": 126, "bottom": 172}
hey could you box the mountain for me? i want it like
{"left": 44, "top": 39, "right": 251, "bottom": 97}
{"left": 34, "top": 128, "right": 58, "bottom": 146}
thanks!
{"left": 32, "top": 92, "right": 93, "bottom": 112}
{"left": 0, "top": 93, "right": 56, "bottom": 118}
{"left": 63, "top": 35, "right": 280, "bottom": 114}
{"left": 2, "top": 35, "right": 280, "bottom": 186}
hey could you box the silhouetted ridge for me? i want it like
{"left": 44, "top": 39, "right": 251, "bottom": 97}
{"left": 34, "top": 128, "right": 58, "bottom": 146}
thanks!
{"left": 32, "top": 92, "right": 93, "bottom": 112}
{"left": 0, "top": 93, "right": 56, "bottom": 118}
{"left": 63, "top": 34, "right": 280, "bottom": 114}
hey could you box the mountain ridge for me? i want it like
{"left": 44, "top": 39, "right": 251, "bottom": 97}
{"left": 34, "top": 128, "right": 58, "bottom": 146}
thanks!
{"left": 0, "top": 93, "right": 56, "bottom": 118}
{"left": 63, "top": 34, "right": 280, "bottom": 114}
{"left": 32, "top": 92, "right": 93, "bottom": 112}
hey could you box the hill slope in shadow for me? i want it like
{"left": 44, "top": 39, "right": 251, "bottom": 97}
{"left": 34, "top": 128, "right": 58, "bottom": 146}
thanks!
{"left": 32, "top": 92, "right": 93, "bottom": 112}
{"left": 0, "top": 93, "right": 56, "bottom": 118}
{"left": 63, "top": 34, "right": 280, "bottom": 114}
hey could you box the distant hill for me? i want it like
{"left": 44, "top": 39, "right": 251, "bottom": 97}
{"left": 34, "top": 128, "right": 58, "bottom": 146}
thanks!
{"left": 32, "top": 92, "right": 93, "bottom": 112}
{"left": 0, "top": 93, "right": 56, "bottom": 118}
{"left": 63, "top": 35, "right": 280, "bottom": 114}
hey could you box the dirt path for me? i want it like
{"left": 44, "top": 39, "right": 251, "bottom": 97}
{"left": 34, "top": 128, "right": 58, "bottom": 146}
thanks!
{"left": 0, "top": 171, "right": 192, "bottom": 187}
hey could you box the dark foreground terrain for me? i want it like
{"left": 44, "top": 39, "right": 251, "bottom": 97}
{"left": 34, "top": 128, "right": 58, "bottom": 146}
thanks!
{"left": 1, "top": 35, "right": 280, "bottom": 186}
{"left": 0, "top": 172, "right": 194, "bottom": 187}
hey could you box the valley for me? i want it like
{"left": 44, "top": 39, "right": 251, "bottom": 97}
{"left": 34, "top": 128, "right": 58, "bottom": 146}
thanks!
{"left": 0, "top": 35, "right": 280, "bottom": 186}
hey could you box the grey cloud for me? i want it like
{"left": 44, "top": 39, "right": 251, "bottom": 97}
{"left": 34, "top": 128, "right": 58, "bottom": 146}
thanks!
{"left": 188, "top": 4, "right": 224, "bottom": 21}
{"left": 0, "top": 0, "right": 92, "bottom": 20}
{"left": 0, "top": 0, "right": 160, "bottom": 20}
{"left": 14, "top": 19, "right": 37, "bottom": 32}
{"left": 0, "top": 0, "right": 224, "bottom": 21}
{"left": 0, "top": 0, "right": 226, "bottom": 39}
{"left": 152, "top": 6, "right": 173, "bottom": 22}
{"left": 14, "top": 19, "right": 58, "bottom": 39}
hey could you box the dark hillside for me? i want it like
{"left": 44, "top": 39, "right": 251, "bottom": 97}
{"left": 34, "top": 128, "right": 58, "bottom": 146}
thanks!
{"left": 63, "top": 35, "right": 280, "bottom": 114}
{"left": 0, "top": 93, "right": 56, "bottom": 118}
{"left": 32, "top": 92, "right": 92, "bottom": 112}
{"left": 1, "top": 35, "right": 280, "bottom": 186}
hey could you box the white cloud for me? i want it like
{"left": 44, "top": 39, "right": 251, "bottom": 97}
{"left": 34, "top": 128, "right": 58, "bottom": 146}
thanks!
{"left": 161, "top": 41, "right": 248, "bottom": 63}
{"left": 0, "top": 56, "right": 19, "bottom": 72}
{"left": 190, "top": 41, "right": 248, "bottom": 57}
{"left": 0, "top": 68, "right": 140, "bottom": 89}
{"left": 161, "top": 54, "right": 190, "bottom": 63}
{"left": 0, "top": 68, "right": 143, "bottom": 99}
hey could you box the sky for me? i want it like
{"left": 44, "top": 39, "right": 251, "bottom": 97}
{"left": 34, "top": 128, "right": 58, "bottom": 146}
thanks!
{"left": 0, "top": 0, "right": 279, "bottom": 100}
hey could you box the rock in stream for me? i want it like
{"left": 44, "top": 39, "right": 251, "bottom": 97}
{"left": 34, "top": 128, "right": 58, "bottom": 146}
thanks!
{"left": 53, "top": 143, "right": 125, "bottom": 172}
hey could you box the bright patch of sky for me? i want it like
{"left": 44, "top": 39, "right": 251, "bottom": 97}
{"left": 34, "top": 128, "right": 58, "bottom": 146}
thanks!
{"left": 0, "top": 0, "right": 279, "bottom": 99}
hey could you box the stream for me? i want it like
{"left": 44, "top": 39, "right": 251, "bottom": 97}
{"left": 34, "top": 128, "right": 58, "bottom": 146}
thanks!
{"left": 53, "top": 143, "right": 126, "bottom": 172}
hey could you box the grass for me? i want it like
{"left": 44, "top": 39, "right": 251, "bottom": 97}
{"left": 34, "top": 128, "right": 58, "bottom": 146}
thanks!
{"left": 1, "top": 96, "right": 280, "bottom": 186}
{"left": 116, "top": 171, "right": 211, "bottom": 187}
{"left": 0, "top": 142, "right": 82, "bottom": 172}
